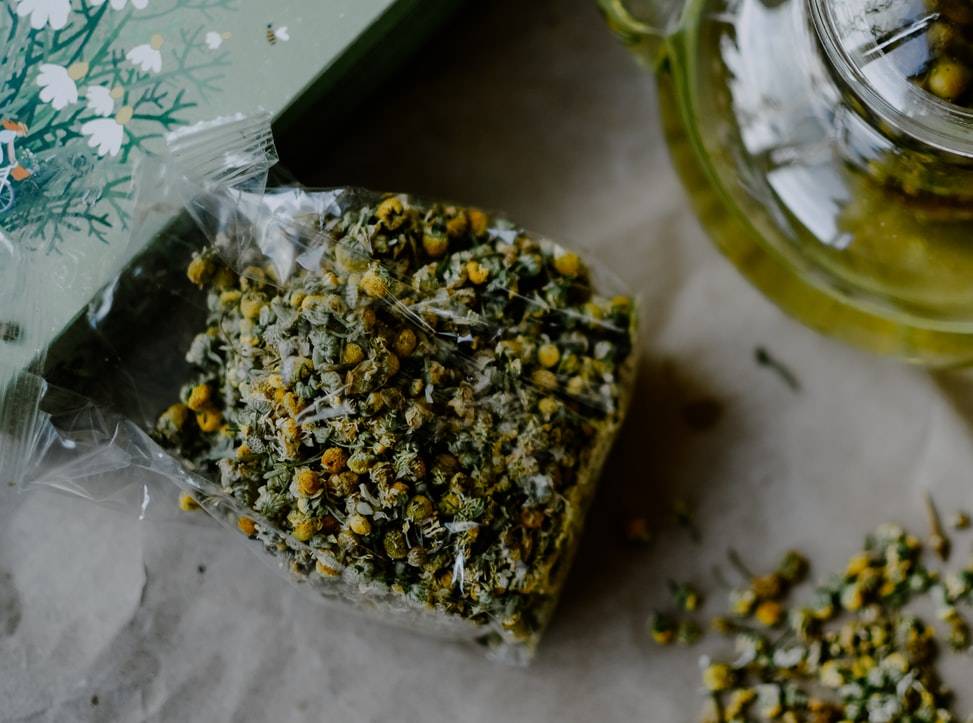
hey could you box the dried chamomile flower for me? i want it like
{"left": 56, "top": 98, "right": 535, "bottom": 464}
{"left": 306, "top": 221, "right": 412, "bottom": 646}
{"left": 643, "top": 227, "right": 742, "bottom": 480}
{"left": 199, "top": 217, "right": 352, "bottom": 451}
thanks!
{"left": 178, "top": 493, "right": 200, "bottom": 512}
{"left": 669, "top": 580, "right": 702, "bottom": 612}
{"left": 950, "top": 511, "right": 970, "bottom": 530}
{"left": 651, "top": 520, "right": 973, "bottom": 721}
{"left": 676, "top": 619, "right": 702, "bottom": 646}
{"left": 649, "top": 612, "right": 677, "bottom": 646}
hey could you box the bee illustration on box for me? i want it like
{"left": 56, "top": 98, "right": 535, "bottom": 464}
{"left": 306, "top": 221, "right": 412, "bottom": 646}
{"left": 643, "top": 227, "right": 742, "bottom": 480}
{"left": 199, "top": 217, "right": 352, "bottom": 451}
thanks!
{"left": 266, "top": 23, "right": 290, "bottom": 45}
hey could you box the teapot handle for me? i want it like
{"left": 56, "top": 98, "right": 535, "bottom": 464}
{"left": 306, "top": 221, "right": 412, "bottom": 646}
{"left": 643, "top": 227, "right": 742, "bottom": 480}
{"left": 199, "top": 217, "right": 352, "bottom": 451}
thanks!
{"left": 596, "top": 0, "right": 683, "bottom": 65}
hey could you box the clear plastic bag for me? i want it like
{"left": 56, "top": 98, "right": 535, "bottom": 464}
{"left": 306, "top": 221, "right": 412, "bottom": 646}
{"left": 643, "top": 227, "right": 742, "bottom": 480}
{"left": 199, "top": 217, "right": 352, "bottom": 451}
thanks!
{"left": 0, "top": 114, "right": 638, "bottom": 663}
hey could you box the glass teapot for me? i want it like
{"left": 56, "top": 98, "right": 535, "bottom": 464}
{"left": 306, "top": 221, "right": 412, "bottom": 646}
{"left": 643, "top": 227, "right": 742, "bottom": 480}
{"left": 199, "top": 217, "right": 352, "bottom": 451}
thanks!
{"left": 600, "top": 0, "right": 973, "bottom": 366}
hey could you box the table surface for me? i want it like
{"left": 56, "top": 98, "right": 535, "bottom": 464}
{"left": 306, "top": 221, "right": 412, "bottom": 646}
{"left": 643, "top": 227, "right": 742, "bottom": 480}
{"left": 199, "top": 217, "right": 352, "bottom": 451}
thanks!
{"left": 4, "top": 0, "right": 973, "bottom": 721}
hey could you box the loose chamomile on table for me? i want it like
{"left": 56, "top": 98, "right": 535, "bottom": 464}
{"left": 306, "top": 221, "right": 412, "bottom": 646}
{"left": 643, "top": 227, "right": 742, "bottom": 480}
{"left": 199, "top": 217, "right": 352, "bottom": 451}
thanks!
{"left": 650, "top": 520, "right": 973, "bottom": 722}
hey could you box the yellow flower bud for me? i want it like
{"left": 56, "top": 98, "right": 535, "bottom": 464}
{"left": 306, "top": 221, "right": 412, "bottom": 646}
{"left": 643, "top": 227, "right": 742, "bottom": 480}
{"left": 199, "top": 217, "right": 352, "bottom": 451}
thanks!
{"left": 554, "top": 251, "right": 581, "bottom": 277}
{"left": 521, "top": 508, "right": 545, "bottom": 529}
{"left": 651, "top": 628, "right": 674, "bottom": 645}
{"left": 537, "top": 343, "right": 560, "bottom": 368}
{"left": 566, "top": 375, "right": 586, "bottom": 396}
{"left": 295, "top": 467, "right": 322, "bottom": 497}
{"left": 237, "top": 516, "right": 256, "bottom": 537}
{"left": 359, "top": 270, "right": 387, "bottom": 298}
{"left": 359, "top": 306, "right": 377, "bottom": 329}
{"left": 282, "top": 391, "right": 304, "bottom": 416}
{"left": 702, "top": 663, "right": 733, "bottom": 692}
{"left": 321, "top": 447, "right": 348, "bottom": 473}
{"left": 159, "top": 403, "right": 189, "bottom": 431}
{"left": 178, "top": 493, "right": 200, "bottom": 512}
{"left": 186, "top": 383, "right": 212, "bottom": 412}
{"left": 845, "top": 552, "right": 871, "bottom": 577}
{"left": 300, "top": 294, "right": 325, "bottom": 312}
{"left": 186, "top": 256, "right": 212, "bottom": 286}
{"left": 467, "top": 208, "right": 489, "bottom": 236}
{"left": 239, "top": 266, "right": 266, "bottom": 290}
{"left": 376, "top": 196, "right": 407, "bottom": 230}
{"left": 538, "top": 396, "right": 559, "bottom": 418}
{"left": 219, "top": 290, "right": 242, "bottom": 307}
{"left": 343, "top": 342, "right": 365, "bottom": 365}
{"left": 292, "top": 519, "right": 318, "bottom": 542}
{"left": 466, "top": 261, "right": 489, "bottom": 285}
{"left": 446, "top": 211, "right": 468, "bottom": 238}
{"left": 239, "top": 293, "right": 265, "bottom": 320}
{"left": 395, "top": 328, "right": 418, "bottom": 357}
{"left": 755, "top": 600, "right": 783, "bottom": 627}
{"left": 196, "top": 407, "right": 222, "bottom": 433}
{"left": 316, "top": 559, "right": 342, "bottom": 577}
{"left": 348, "top": 514, "right": 372, "bottom": 536}
{"left": 531, "top": 369, "right": 558, "bottom": 390}
{"left": 725, "top": 689, "right": 756, "bottom": 718}
{"left": 422, "top": 233, "right": 449, "bottom": 258}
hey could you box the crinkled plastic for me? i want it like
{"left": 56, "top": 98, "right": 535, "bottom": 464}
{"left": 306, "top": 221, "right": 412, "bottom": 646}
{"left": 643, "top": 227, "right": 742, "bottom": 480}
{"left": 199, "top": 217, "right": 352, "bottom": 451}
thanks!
{"left": 0, "top": 114, "right": 638, "bottom": 664}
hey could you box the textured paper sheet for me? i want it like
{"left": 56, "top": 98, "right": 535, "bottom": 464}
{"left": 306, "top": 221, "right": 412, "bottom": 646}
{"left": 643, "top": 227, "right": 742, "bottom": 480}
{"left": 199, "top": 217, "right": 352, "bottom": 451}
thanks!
{"left": 3, "top": 1, "right": 973, "bottom": 721}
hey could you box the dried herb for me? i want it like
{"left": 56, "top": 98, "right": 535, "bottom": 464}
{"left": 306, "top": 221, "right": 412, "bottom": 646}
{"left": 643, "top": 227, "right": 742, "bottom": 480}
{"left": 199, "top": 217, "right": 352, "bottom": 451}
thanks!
{"left": 654, "top": 523, "right": 973, "bottom": 721}
{"left": 951, "top": 511, "right": 971, "bottom": 531}
{"left": 926, "top": 492, "right": 952, "bottom": 561}
{"left": 674, "top": 498, "right": 702, "bottom": 543}
{"left": 669, "top": 580, "right": 703, "bottom": 612}
{"left": 754, "top": 347, "right": 800, "bottom": 393}
{"left": 156, "top": 194, "right": 637, "bottom": 659}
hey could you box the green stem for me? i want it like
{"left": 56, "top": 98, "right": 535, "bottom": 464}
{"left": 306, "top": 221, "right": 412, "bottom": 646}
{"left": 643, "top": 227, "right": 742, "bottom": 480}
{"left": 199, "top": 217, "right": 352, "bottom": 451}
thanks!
{"left": 85, "top": 56, "right": 230, "bottom": 94}
{"left": 53, "top": 4, "right": 107, "bottom": 57}
{"left": 82, "top": 7, "right": 132, "bottom": 69}
{"left": 131, "top": 0, "right": 237, "bottom": 23}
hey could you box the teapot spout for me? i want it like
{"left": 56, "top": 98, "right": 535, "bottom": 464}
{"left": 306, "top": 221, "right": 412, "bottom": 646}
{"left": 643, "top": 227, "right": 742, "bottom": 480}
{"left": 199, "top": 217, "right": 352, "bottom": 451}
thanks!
{"left": 597, "top": 0, "right": 683, "bottom": 65}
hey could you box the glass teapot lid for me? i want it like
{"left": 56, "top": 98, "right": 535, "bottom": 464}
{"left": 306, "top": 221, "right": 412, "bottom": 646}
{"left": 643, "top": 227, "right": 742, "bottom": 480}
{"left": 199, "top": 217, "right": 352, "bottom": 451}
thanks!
{"left": 601, "top": 0, "right": 973, "bottom": 156}
{"left": 809, "top": 0, "right": 973, "bottom": 156}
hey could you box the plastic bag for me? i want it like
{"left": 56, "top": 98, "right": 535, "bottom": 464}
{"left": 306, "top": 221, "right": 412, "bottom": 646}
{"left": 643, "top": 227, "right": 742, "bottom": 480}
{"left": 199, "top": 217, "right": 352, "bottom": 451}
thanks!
{"left": 0, "top": 114, "right": 638, "bottom": 663}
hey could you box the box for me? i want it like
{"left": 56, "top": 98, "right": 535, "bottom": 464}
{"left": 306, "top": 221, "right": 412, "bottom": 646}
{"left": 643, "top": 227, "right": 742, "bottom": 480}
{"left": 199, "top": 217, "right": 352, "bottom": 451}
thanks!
{"left": 0, "top": 0, "right": 459, "bottom": 385}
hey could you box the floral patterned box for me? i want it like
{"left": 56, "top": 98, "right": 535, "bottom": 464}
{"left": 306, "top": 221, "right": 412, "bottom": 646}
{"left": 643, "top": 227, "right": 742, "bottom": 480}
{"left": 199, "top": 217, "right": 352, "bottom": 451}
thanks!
{"left": 0, "top": 0, "right": 457, "bottom": 383}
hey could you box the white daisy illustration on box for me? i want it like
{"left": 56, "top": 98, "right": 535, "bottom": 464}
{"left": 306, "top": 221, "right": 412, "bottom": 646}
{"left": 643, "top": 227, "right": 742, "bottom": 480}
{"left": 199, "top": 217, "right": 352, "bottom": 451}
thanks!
{"left": 1, "top": 1, "right": 235, "bottom": 250}
{"left": 205, "top": 30, "right": 231, "bottom": 50}
{"left": 85, "top": 86, "right": 117, "bottom": 117}
{"left": 36, "top": 62, "right": 87, "bottom": 110}
{"left": 14, "top": 0, "right": 71, "bottom": 30}
{"left": 127, "top": 34, "right": 165, "bottom": 74}
{"left": 81, "top": 107, "right": 133, "bottom": 158}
